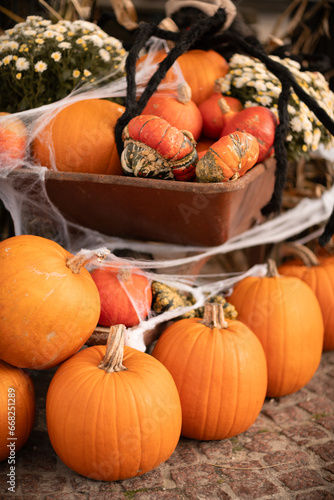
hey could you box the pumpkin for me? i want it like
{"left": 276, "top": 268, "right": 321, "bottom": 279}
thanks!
{"left": 228, "top": 259, "right": 324, "bottom": 398}
{"left": 141, "top": 82, "right": 203, "bottom": 141}
{"left": 46, "top": 324, "right": 182, "bottom": 481}
{"left": 91, "top": 264, "right": 152, "bottom": 328}
{"left": 32, "top": 99, "right": 125, "bottom": 174}
{"left": 0, "top": 235, "right": 103, "bottom": 369}
{"left": 196, "top": 131, "right": 259, "bottom": 182}
{"left": 0, "top": 360, "right": 35, "bottom": 462}
{"left": 198, "top": 80, "right": 243, "bottom": 139}
{"left": 152, "top": 303, "right": 267, "bottom": 440}
{"left": 278, "top": 243, "right": 334, "bottom": 351}
{"left": 137, "top": 49, "right": 229, "bottom": 105}
{"left": 196, "top": 136, "right": 215, "bottom": 159}
{"left": 219, "top": 99, "right": 278, "bottom": 163}
{"left": 0, "top": 112, "right": 28, "bottom": 164}
{"left": 121, "top": 115, "right": 198, "bottom": 181}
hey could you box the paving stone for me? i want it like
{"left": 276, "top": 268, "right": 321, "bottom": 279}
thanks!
{"left": 263, "top": 449, "right": 310, "bottom": 471}
{"left": 309, "top": 441, "right": 334, "bottom": 462}
{"left": 282, "top": 423, "right": 329, "bottom": 443}
{"left": 315, "top": 416, "right": 334, "bottom": 432}
{"left": 166, "top": 439, "right": 202, "bottom": 466}
{"left": 262, "top": 404, "right": 308, "bottom": 426}
{"left": 44, "top": 494, "right": 87, "bottom": 500}
{"left": 184, "top": 483, "right": 232, "bottom": 499}
{"left": 243, "top": 430, "right": 288, "bottom": 452}
{"left": 323, "top": 463, "right": 334, "bottom": 474}
{"left": 170, "top": 464, "right": 220, "bottom": 488}
{"left": 134, "top": 490, "right": 184, "bottom": 500}
{"left": 278, "top": 468, "right": 326, "bottom": 491}
{"left": 87, "top": 493, "right": 126, "bottom": 500}
{"left": 120, "top": 468, "right": 165, "bottom": 491}
{"left": 298, "top": 396, "right": 334, "bottom": 416}
{"left": 197, "top": 439, "right": 232, "bottom": 462}
{"left": 295, "top": 490, "right": 334, "bottom": 500}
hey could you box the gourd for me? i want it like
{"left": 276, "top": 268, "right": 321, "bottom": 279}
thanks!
{"left": 198, "top": 80, "right": 243, "bottom": 139}
{"left": 196, "top": 137, "right": 215, "bottom": 159}
{"left": 0, "top": 235, "right": 102, "bottom": 369}
{"left": 32, "top": 99, "right": 125, "bottom": 174}
{"left": 0, "top": 360, "right": 35, "bottom": 461}
{"left": 278, "top": 243, "right": 334, "bottom": 351}
{"left": 137, "top": 49, "right": 229, "bottom": 105}
{"left": 141, "top": 82, "right": 203, "bottom": 141}
{"left": 46, "top": 325, "right": 182, "bottom": 481}
{"left": 152, "top": 303, "right": 267, "bottom": 440}
{"left": 121, "top": 115, "right": 198, "bottom": 181}
{"left": 196, "top": 131, "right": 259, "bottom": 182}
{"left": 0, "top": 112, "right": 28, "bottom": 164}
{"left": 219, "top": 98, "right": 278, "bottom": 163}
{"left": 228, "top": 259, "right": 324, "bottom": 397}
{"left": 91, "top": 264, "right": 152, "bottom": 328}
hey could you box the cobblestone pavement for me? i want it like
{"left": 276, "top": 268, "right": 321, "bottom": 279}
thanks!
{"left": 1, "top": 350, "right": 334, "bottom": 500}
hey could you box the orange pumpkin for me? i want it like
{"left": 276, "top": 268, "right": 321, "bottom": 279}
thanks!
{"left": 137, "top": 49, "right": 229, "bottom": 105}
{"left": 32, "top": 99, "right": 125, "bottom": 174}
{"left": 278, "top": 243, "right": 334, "bottom": 351}
{"left": 0, "top": 360, "right": 35, "bottom": 461}
{"left": 0, "top": 235, "right": 102, "bottom": 369}
{"left": 152, "top": 303, "right": 267, "bottom": 440}
{"left": 0, "top": 112, "right": 28, "bottom": 164}
{"left": 196, "top": 131, "right": 259, "bottom": 182}
{"left": 90, "top": 264, "right": 152, "bottom": 328}
{"left": 198, "top": 80, "right": 243, "bottom": 139}
{"left": 228, "top": 259, "right": 324, "bottom": 397}
{"left": 46, "top": 325, "right": 182, "bottom": 481}
{"left": 141, "top": 82, "right": 203, "bottom": 141}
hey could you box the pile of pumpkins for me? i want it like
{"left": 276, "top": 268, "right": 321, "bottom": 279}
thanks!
{"left": 1, "top": 233, "right": 334, "bottom": 481}
{"left": 1, "top": 49, "right": 277, "bottom": 183}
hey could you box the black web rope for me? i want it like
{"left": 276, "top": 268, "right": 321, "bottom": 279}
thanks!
{"left": 114, "top": 7, "right": 334, "bottom": 247}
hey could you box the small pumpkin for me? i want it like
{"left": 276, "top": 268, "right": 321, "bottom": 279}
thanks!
{"left": 219, "top": 99, "right": 278, "bottom": 163}
{"left": 46, "top": 324, "right": 182, "bottom": 481}
{"left": 141, "top": 82, "right": 203, "bottom": 141}
{"left": 0, "top": 235, "right": 103, "bottom": 369}
{"left": 0, "top": 112, "right": 28, "bottom": 165}
{"left": 152, "top": 303, "right": 267, "bottom": 440}
{"left": 91, "top": 264, "right": 152, "bottom": 328}
{"left": 198, "top": 80, "right": 243, "bottom": 139}
{"left": 278, "top": 243, "right": 334, "bottom": 351}
{"left": 121, "top": 115, "right": 198, "bottom": 181}
{"left": 196, "top": 131, "right": 259, "bottom": 182}
{"left": 0, "top": 360, "right": 35, "bottom": 461}
{"left": 228, "top": 259, "right": 324, "bottom": 397}
{"left": 32, "top": 99, "right": 125, "bottom": 174}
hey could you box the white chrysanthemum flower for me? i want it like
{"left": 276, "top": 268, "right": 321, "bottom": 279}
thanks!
{"left": 72, "top": 69, "right": 80, "bottom": 78}
{"left": 7, "top": 41, "right": 19, "bottom": 50}
{"left": 43, "top": 30, "right": 57, "bottom": 38}
{"left": 16, "top": 72, "right": 22, "bottom": 80}
{"left": 34, "top": 60, "right": 47, "bottom": 72}
{"left": 253, "top": 80, "right": 268, "bottom": 92}
{"left": 105, "top": 36, "right": 123, "bottom": 50}
{"left": 99, "top": 48, "right": 110, "bottom": 62}
{"left": 58, "top": 41, "right": 71, "bottom": 49}
{"left": 24, "top": 30, "right": 37, "bottom": 36}
{"left": 87, "top": 35, "right": 104, "bottom": 47}
{"left": 76, "top": 38, "right": 85, "bottom": 46}
{"left": 312, "top": 128, "right": 322, "bottom": 150}
{"left": 35, "top": 38, "right": 44, "bottom": 45}
{"left": 16, "top": 57, "right": 29, "bottom": 70}
{"left": 257, "top": 95, "right": 272, "bottom": 106}
{"left": 51, "top": 51, "right": 62, "bottom": 62}
{"left": 55, "top": 35, "right": 64, "bottom": 42}
{"left": 230, "top": 54, "right": 253, "bottom": 66}
{"left": 2, "top": 55, "right": 13, "bottom": 65}
{"left": 234, "top": 75, "right": 251, "bottom": 88}
{"left": 37, "top": 19, "right": 51, "bottom": 27}
{"left": 304, "top": 129, "right": 313, "bottom": 145}
{"left": 286, "top": 134, "right": 293, "bottom": 142}
{"left": 83, "top": 69, "right": 92, "bottom": 77}
{"left": 290, "top": 116, "right": 304, "bottom": 133}
{"left": 51, "top": 25, "right": 68, "bottom": 33}
{"left": 287, "top": 105, "right": 296, "bottom": 115}
{"left": 233, "top": 68, "right": 243, "bottom": 76}
{"left": 244, "top": 101, "right": 259, "bottom": 108}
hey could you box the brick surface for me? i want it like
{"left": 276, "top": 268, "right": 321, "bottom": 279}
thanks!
{"left": 1, "top": 351, "right": 334, "bottom": 499}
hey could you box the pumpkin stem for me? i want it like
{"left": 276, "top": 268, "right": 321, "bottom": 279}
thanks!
{"left": 98, "top": 324, "right": 128, "bottom": 373}
{"left": 218, "top": 97, "right": 231, "bottom": 115}
{"left": 266, "top": 259, "right": 280, "bottom": 277}
{"left": 280, "top": 243, "right": 319, "bottom": 267}
{"left": 66, "top": 249, "right": 110, "bottom": 274}
{"left": 201, "top": 303, "right": 228, "bottom": 329}
{"left": 177, "top": 82, "right": 192, "bottom": 105}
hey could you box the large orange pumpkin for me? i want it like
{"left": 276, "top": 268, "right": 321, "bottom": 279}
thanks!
{"left": 32, "top": 99, "right": 125, "bottom": 174}
{"left": 46, "top": 325, "right": 182, "bottom": 481}
{"left": 152, "top": 303, "right": 267, "bottom": 441}
{"left": 278, "top": 243, "right": 334, "bottom": 351}
{"left": 137, "top": 49, "right": 229, "bottom": 105}
{"left": 228, "top": 259, "right": 324, "bottom": 398}
{"left": 0, "top": 235, "right": 102, "bottom": 369}
{"left": 0, "top": 360, "right": 35, "bottom": 462}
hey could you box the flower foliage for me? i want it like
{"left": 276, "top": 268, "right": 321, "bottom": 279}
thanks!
{"left": 220, "top": 54, "right": 334, "bottom": 162}
{"left": 0, "top": 15, "right": 127, "bottom": 112}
